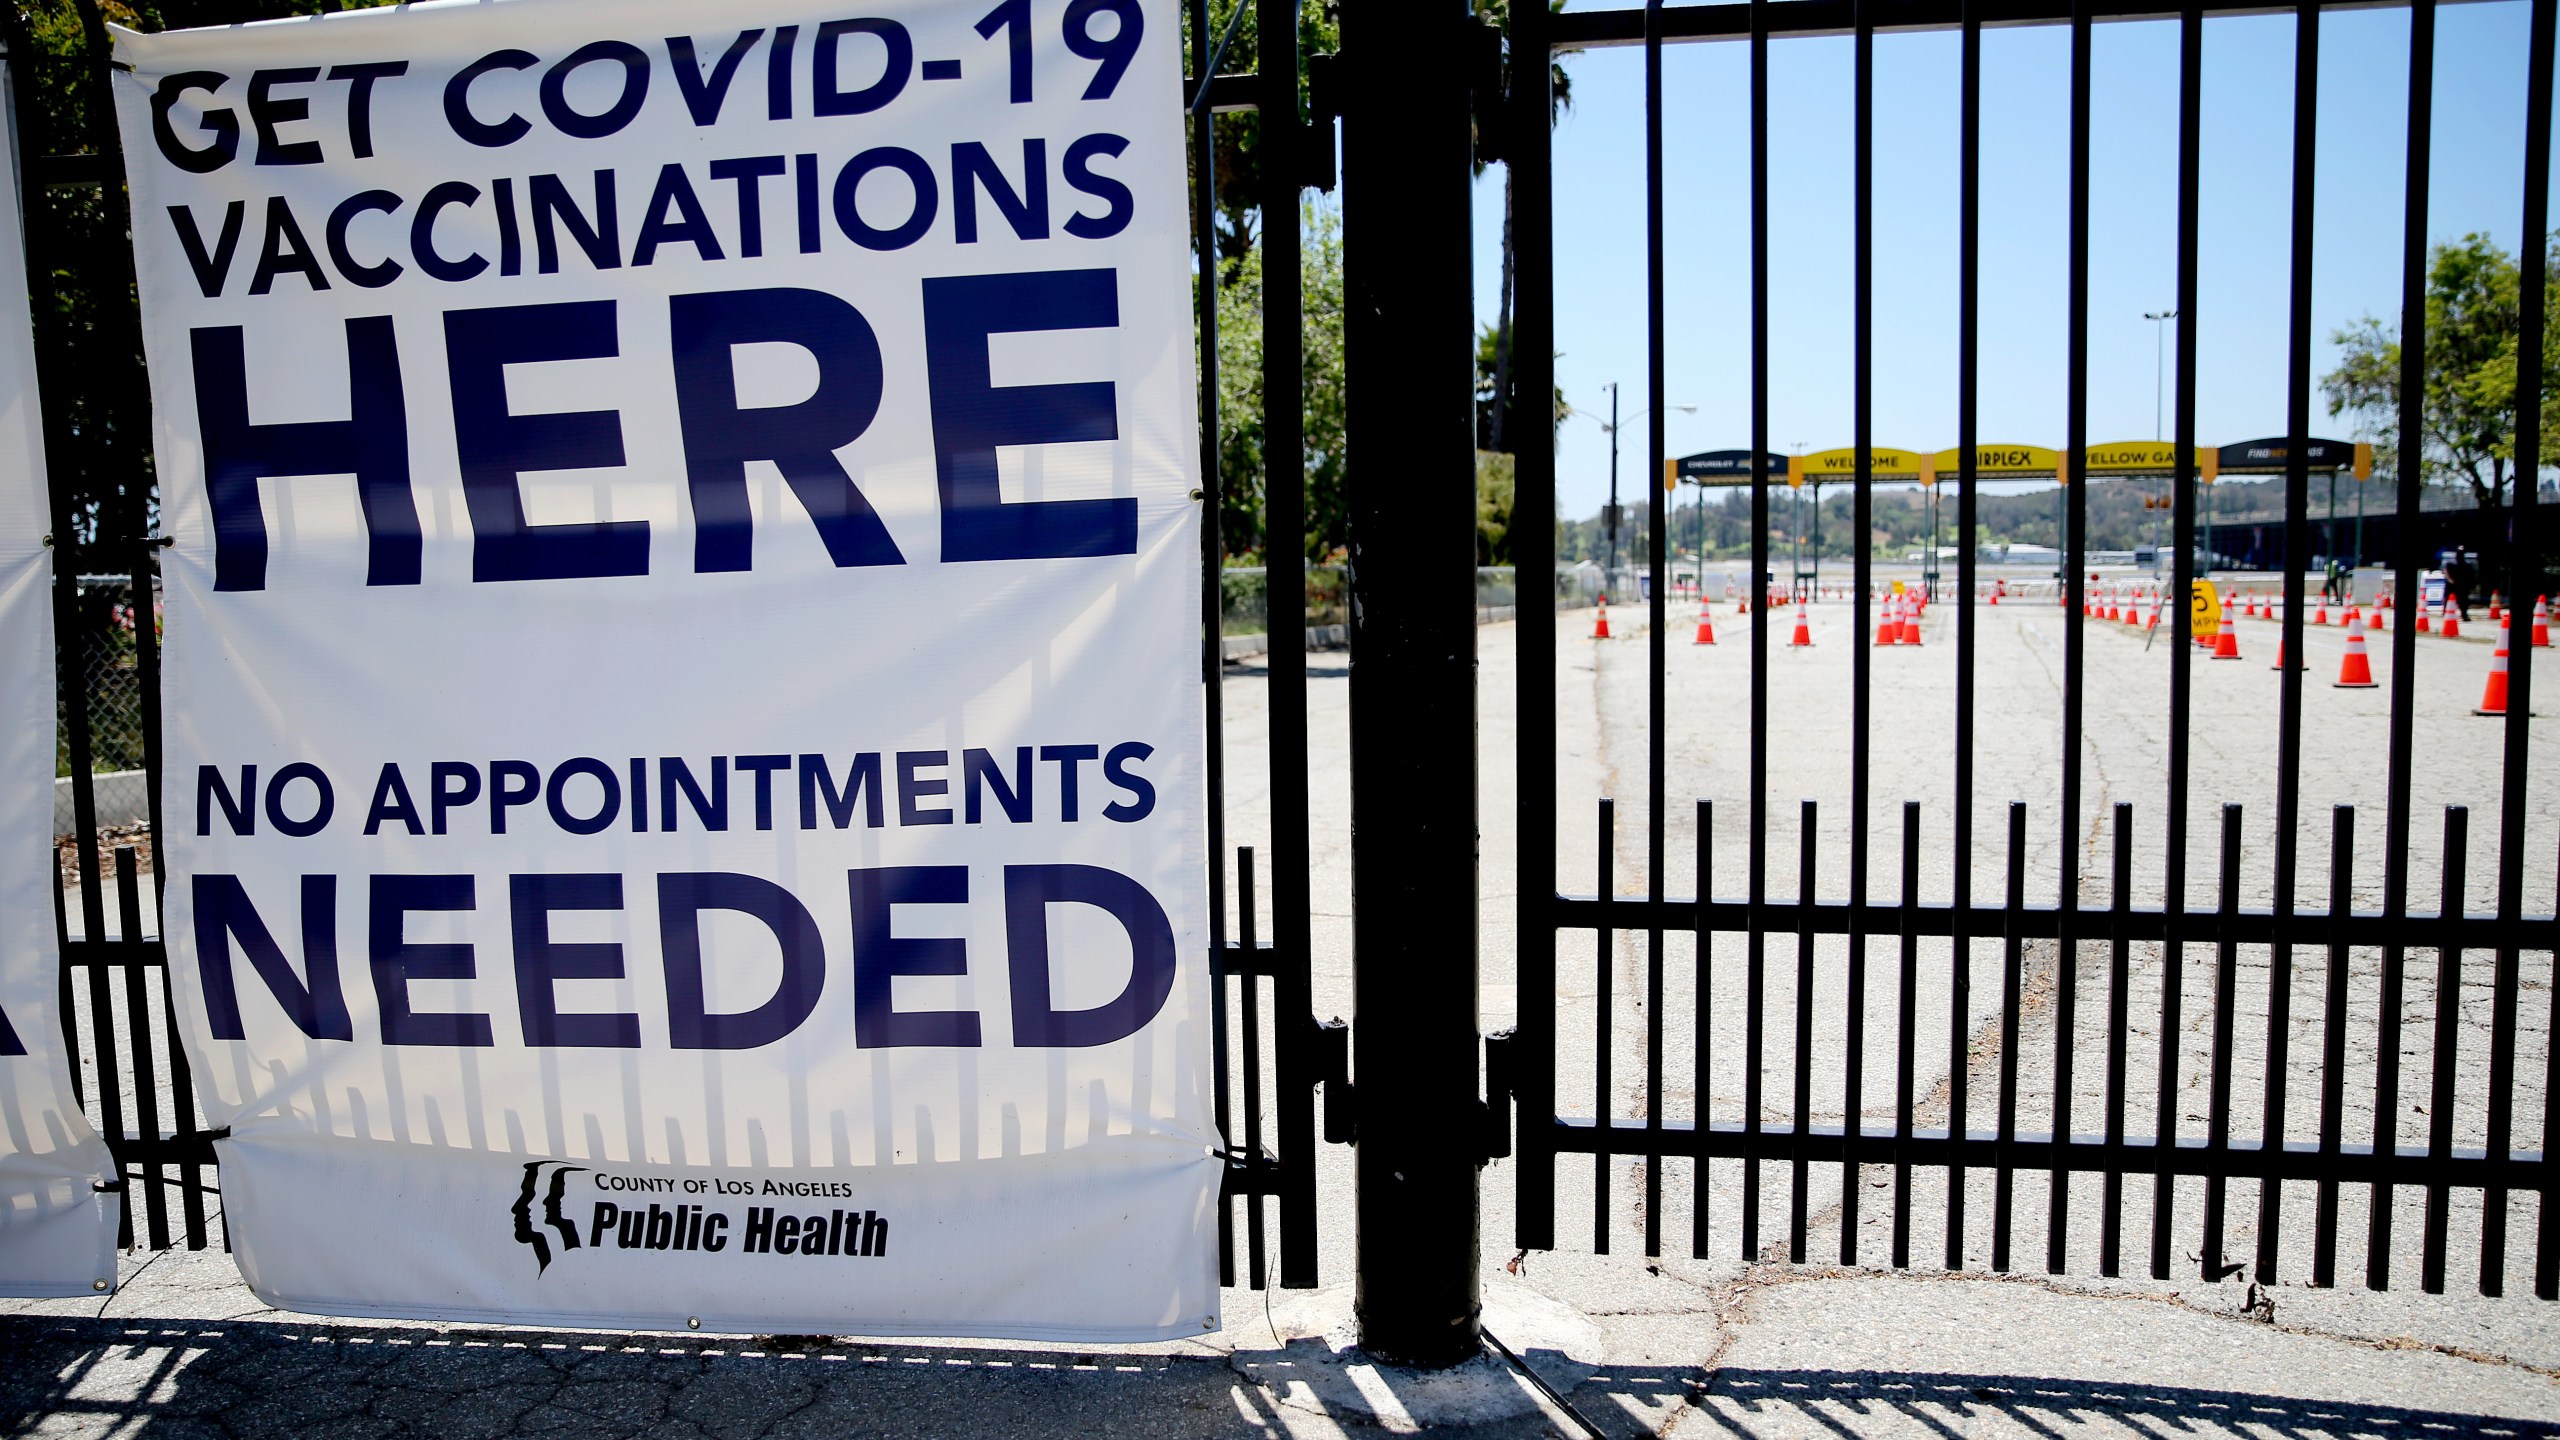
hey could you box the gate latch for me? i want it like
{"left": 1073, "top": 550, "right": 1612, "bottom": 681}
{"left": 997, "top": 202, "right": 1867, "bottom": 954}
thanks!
{"left": 1317, "top": 1017, "right": 1353, "bottom": 1143}
{"left": 1481, "top": 1029, "right": 1517, "bottom": 1162}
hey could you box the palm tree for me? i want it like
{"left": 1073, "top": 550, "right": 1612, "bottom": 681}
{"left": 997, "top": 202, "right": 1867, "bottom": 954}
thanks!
{"left": 1478, "top": 0, "right": 1573, "bottom": 453}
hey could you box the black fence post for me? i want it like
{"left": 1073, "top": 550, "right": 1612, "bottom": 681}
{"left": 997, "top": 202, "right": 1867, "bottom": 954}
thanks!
{"left": 1339, "top": 0, "right": 1483, "bottom": 1369}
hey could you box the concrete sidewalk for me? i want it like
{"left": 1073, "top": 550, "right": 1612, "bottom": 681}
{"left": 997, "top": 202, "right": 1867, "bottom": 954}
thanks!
{"left": 4, "top": 1245, "right": 2556, "bottom": 1435}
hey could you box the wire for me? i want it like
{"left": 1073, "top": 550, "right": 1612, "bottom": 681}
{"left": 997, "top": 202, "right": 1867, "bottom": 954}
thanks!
{"left": 1482, "top": 1324, "right": 1612, "bottom": 1440}
{"left": 1188, "top": 0, "right": 1254, "bottom": 117}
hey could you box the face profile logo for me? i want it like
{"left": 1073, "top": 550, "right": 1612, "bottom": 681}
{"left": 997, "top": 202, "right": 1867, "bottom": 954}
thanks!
{"left": 512, "top": 1161, "right": 586, "bottom": 1274}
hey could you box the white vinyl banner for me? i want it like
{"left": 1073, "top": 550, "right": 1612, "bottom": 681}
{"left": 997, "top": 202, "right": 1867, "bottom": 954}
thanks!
{"left": 0, "top": 71, "right": 122, "bottom": 1297}
{"left": 112, "top": 0, "right": 1214, "bottom": 1338}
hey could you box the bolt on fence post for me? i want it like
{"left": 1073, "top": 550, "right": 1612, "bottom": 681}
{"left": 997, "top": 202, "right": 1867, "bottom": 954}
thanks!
{"left": 1339, "top": 0, "right": 1485, "bottom": 1370}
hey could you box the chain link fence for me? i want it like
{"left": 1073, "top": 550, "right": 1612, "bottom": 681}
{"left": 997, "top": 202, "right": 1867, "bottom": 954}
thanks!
{"left": 58, "top": 576, "right": 155, "bottom": 835}
{"left": 1219, "top": 565, "right": 1578, "bottom": 642}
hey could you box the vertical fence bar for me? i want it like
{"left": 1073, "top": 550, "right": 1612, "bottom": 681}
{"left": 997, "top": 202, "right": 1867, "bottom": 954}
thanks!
{"left": 1844, "top": 798, "right": 1868, "bottom": 1267}
{"left": 50, "top": 877, "right": 73, "bottom": 1108}
{"left": 1893, "top": 802, "right": 1919, "bottom": 1269}
{"left": 2315, "top": 806, "right": 2354, "bottom": 1287}
{"left": 2489, "top": 0, "right": 2552, "bottom": 1302}
{"left": 2544, "top": 838, "right": 2559, "bottom": 1301}
{"left": 1847, "top": 0, "right": 1875, "bottom": 1278}
{"left": 2203, "top": 805, "right": 2242, "bottom": 1277}
{"left": 1642, "top": 0, "right": 1669, "bottom": 1261}
{"left": 80, "top": 917, "right": 125, "bottom": 1247}
{"left": 1947, "top": 0, "right": 1981, "bottom": 1275}
{"left": 1255, "top": 0, "right": 1322, "bottom": 1291}
{"left": 2372, "top": 0, "right": 2433, "bottom": 1296}
{"left": 1994, "top": 801, "right": 2025, "bottom": 1271}
{"left": 2422, "top": 806, "right": 2466, "bottom": 1294}
{"left": 114, "top": 847, "right": 167, "bottom": 1250}
{"left": 166, "top": 958, "right": 206, "bottom": 1249}
{"left": 1513, "top": 0, "right": 1560, "bottom": 1258}
{"left": 2155, "top": 0, "right": 2205, "bottom": 1285}
{"left": 1597, "top": 798, "right": 1616, "bottom": 1252}
{"left": 1743, "top": 0, "right": 1771, "bottom": 1266}
{"left": 1187, "top": 0, "right": 1234, "bottom": 1289}
{"left": 2050, "top": 0, "right": 2094, "bottom": 1275}
{"left": 1790, "top": 800, "right": 1817, "bottom": 1264}
{"left": 2102, "top": 805, "right": 2131, "bottom": 1276}
{"left": 1694, "top": 798, "right": 1713, "bottom": 1259}
{"left": 2260, "top": 0, "right": 2320, "bottom": 1289}
{"left": 1240, "top": 851, "right": 1268, "bottom": 1287}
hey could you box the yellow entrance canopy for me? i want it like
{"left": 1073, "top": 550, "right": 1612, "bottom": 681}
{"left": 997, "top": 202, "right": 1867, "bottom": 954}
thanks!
{"left": 1927, "top": 443, "right": 2063, "bottom": 481}
{"left": 1794, "top": 447, "right": 1926, "bottom": 485}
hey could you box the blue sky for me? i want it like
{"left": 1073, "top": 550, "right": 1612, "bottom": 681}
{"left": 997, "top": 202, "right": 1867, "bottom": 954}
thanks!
{"left": 1469, "top": 0, "right": 2555, "bottom": 522}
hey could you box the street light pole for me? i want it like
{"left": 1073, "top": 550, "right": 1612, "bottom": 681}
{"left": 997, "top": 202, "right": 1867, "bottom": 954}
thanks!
{"left": 1605, "top": 381, "right": 1621, "bottom": 585}
{"left": 1575, "top": 386, "right": 1693, "bottom": 598}
{"left": 2145, "top": 309, "right": 2179, "bottom": 442}
{"left": 2145, "top": 309, "right": 2179, "bottom": 576}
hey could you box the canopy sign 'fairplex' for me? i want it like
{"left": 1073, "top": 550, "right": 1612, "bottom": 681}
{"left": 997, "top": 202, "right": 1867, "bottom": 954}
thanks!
{"left": 113, "top": 0, "right": 1214, "bottom": 1340}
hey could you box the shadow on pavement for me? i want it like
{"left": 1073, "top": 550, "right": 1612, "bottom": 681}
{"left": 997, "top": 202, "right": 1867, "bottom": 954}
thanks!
{"left": 1, "top": 1315, "right": 1262, "bottom": 1438}
{"left": 1694, "top": 1368, "right": 2560, "bottom": 1439}
{"left": 0, "top": 1314, "right": 1703, "bottom": 1437}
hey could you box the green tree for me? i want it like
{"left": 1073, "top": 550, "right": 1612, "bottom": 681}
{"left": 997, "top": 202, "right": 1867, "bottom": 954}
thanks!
{"left": 1212, "top": 202, "right": 1348, "bottom": 560}
{"left": 1475, "top": 449, "right": 1513, "bottom": 564}
{"left": 1181, "top": 0, "right": 1339, "bottom": 275}
{"left": 2322, "top": 231, "right": 2559, "bottom": 575}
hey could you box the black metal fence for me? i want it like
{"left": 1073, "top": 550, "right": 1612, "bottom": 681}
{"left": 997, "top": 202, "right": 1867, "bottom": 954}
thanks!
{"left": 16, "top": 0, "right": 1334, "bottom": 1286}
{"left": 23, "top": 0, "right": 2559, "bottom": 1317}
{"left": 1497, "top": 0, "right": 2557, "bottom": 1298}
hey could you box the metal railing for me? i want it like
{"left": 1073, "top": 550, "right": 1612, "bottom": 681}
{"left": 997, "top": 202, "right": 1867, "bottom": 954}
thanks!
{"left": 1499, "top": 0, "right": 2557, "bottom": 1298}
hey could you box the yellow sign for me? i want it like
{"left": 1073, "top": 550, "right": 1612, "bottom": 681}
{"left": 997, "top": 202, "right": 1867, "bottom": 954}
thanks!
{"left": 2190, "top": 578, "right": 2220, "bottom": 636}
{"left": 2353, "top": 441, "right": 2374, "bottom": 480}
{"left": 2083, "top": 441, "right": 2190, "bottom": 474}
{"left": 1927, "top": 444, "right": 2061, "bottom": 478}
{"left": 1797, "top": 446, "right": 1925, "bottom": 481}
{"left": 1891, "top": 580, "right": 1906, "bottom": 597}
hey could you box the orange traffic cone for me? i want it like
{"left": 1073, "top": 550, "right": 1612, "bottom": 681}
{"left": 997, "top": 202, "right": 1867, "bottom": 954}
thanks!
{"left": 2533, "top": 596, "right": 2551, "bottom": 648}
{"left": 2477, "top": 617, "right": 2512, "bottom": 716}
{"left": 1789, "top": 599, "right": 1814, "bottom": 648}
{"left": 2443, "top": 606, "right": 2462, "bottom": 640}
{"left": 1694, "top": 600, "right": 1718, "bottom": 646}
{"left": 2312, "top": 594, "right": 2329, "bottom": 627}
{"left": 2371, "top": 606, "right": 2387, "bottom": 632}
{"left": 1876, "top": 595, "right": 1899, "bottom": 647}
{"left": 1901, "top": 597, "right": 1922, "bottom": 646}
{"left": 2491, "top": 595, "right": 2505, "bottom": 622}
{"left": 2211, "top": 596, "right": 2242, "bottom": 660}
{"left": 2334, "top": 614, "right": 2378, "bottom": 688}
{"left": 2415, "top": 604, "right": 2431, "bottom": 634}
{"left": 1592, "top": 597, "right": 1612, "bottom": 640}
{"left": 2270, "top": 622, "right": 2307, "bottom": 670}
